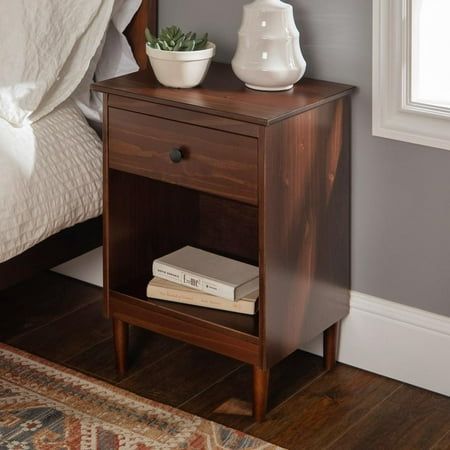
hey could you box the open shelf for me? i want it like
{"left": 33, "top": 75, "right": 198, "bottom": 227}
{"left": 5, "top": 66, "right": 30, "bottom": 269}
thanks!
{"left": 113, "top": 275, "right": 259, "bottom": 340}
{"left": 110, "top": 275, "right": 261, "bottom": 365}
{"left": 106, "top": 172, "right": 261, "bottom": 363}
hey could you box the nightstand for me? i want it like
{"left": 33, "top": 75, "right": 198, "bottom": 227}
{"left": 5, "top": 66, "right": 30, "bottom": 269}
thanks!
{"left": 93, "top": 63, "right": 353, "bottom": 421}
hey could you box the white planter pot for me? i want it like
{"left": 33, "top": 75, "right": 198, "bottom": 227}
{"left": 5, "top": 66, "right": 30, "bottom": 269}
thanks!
{"left": 232, "top": 0, "right": 306, "bottom": 91}
{"left": 146, "top": 42, "right": 216, "bottom": 89}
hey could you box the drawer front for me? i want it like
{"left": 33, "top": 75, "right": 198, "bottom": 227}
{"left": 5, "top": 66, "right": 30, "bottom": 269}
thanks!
{"left": 108, "top": 95, "right": 260, "bottom": 138}
{"left": 108, "top": 108, "right": 258, "bottom": 204}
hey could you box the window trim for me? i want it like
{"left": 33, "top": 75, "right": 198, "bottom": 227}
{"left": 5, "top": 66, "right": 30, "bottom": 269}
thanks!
{"left": 372, "top": 0, "right": 450, "bottom": 151}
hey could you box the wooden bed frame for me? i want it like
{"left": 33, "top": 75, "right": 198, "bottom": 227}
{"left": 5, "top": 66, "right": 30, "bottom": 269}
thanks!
{"left": 0, "top": 0, "right": 158, "bottom": 290}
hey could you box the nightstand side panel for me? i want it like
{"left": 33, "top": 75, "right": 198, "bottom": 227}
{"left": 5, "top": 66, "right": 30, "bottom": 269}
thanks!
{"left": 261, "top": 96, "right": 351, "bottom": 368}
{"left": 103, "top": 94, "right": 111, "bottom": 317}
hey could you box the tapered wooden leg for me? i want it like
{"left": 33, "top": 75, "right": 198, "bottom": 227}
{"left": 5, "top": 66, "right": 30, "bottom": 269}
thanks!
{"left": 113, "top": 318, "right": 129, "bottom": 377}
{"left": 323, "top": 322, "right": 339, "bottom": 370}
{"left": 253, "top": 366, "right": 269, "bottom": 422}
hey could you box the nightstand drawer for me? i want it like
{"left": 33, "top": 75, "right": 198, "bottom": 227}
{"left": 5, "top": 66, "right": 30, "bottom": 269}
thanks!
{"left": 108, "top": 108, "right": 258, "bottom": 204}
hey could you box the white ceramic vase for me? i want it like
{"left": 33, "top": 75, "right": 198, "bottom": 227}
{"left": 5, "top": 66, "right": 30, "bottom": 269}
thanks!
{"left": 232, "top": 0, "right": 306, "bottom": 91}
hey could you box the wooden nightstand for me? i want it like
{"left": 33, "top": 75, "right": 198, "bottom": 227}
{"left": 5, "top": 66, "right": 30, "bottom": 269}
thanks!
{"left": 93, "top": 63, "right": 353, "bottom": 421}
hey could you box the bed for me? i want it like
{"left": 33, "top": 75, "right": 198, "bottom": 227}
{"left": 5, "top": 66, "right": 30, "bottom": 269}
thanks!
{"left": 0, "top": 0, "right": 158, "bottom": 290}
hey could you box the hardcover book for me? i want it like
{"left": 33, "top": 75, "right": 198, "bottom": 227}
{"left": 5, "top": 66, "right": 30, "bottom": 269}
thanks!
{"left": 147, "top": 277, "right": 258, "bottom": 315}
{"left": 152, "top": 246, "right": 259, "bottom": 300}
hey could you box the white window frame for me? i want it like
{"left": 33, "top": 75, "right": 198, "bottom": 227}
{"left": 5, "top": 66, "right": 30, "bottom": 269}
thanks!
{"left": 373, "top": 0, "right": 450, "bottom": 151}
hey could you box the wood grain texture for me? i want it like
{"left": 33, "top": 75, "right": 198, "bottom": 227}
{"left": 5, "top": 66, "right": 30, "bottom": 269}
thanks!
{"left": 323, "top": 322, "right": 338, "bottom": 370}
{"left": 93, "top": 63, "right": 354, "bottom": 126}
{"left": 105, "top": 172, "right": 260, "bottom": 364}
{"left": 115, "top": 280, "right": 258, "bottom": 339}
{"left": 107, "top": 173, "right": 258, "bottom": 291}
{"left": 182, "top": 350, "right": 325, "bottom": 431}
{"left": 109, "top": 95, "right": 260, "bottom": 137}
{"left": 66, "top": 328, "right": 183, "bottom": 383}
{"left": 106, "top": 172, "right": 199, "bottom": 296}
{"left": 432, "top": 431, "right": 450, "bottom": 450}
{"left": 119, "top": 345, "right": 241, "bottom": 407}
{"left": 110, "top": 291, "right": 261, "bottom": 365}
{"left": 124, "top": 0, "right": 158, "bottom": 70}
{"left": 260, "top": 97, "right": 351, "bottom": 368}
{"left": 248, "top": 365, "right": 401, "bottom": 450}
{"left": 108, "top": 108, "right": 258, "bottom": 205}
{"left": 0, "top": 272, "right": 101, "bottom": 341}
{"left": 196, "top": 194, "right": 258, "bottom": 266}
{"left": 113, "top": 318, "right": 128, "bottom": 376}
{"left": 102, "top": 94, "right": 111, "bottom": 315}
{"left": 9, "top": 302, "right": 112, "bottom": 363}
{"left": 330, "top": 385, "right": 450, "bottom": 450}
{"left": 253, "top": 366, "right": 270, "bottom": 422}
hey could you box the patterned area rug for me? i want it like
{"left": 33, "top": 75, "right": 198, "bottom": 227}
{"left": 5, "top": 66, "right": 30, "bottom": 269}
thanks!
{"left": 0, "top": 344, "right": 283, "bottom": 450}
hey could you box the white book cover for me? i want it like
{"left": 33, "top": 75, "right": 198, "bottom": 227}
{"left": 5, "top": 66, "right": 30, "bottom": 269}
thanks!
{"left": 152, "top": 246, "right": 259, "bottom": 300}
{"left": 147, "top": 277, "right": 258, "bottom": 315}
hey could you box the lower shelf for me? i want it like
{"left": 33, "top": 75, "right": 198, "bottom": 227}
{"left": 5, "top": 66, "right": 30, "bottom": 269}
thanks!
{"left": 109, "top": 278, "right": 261, "bottom": 365}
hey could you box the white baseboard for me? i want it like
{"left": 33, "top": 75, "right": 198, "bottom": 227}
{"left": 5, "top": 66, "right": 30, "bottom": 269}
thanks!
{"left": 302, "top": 291, "right": 450, "bottom": 397}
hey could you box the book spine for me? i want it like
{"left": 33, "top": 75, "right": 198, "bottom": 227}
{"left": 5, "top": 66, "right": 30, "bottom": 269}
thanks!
{"left": 235, "top": 277, "right": 260, "bottom": 300}
{"left": 147, "top": 285, "right": 256, "bottom": 315}
{"left": 152, "top": 260, "right": 236, "bottom": 300}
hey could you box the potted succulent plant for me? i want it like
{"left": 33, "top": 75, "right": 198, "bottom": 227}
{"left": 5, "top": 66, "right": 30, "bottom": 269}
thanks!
{"left": 145, "top": 26, "right": 215, "bottom": 88}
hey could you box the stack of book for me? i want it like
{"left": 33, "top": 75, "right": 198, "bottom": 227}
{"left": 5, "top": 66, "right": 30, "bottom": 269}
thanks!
{"left": 146, "top": 246, "right": 259, "bottom": 315}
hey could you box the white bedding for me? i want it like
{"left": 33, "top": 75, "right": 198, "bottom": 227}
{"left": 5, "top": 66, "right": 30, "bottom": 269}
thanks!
{"left": 0, "top": 0, "right": 142, "bottom": 263}
{"left": 0, "top": 100, "right": 102, "bottom": 263}
{"left": 0, "top": 0, "right": 114, "bottom": 126}
{"left": 73, "top": 0, "right": 142, "bottom": 122}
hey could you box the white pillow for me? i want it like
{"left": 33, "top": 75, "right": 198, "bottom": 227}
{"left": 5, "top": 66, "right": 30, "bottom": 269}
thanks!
{"left": 111, "top": 0, "right": 143, "bottom": 33}
{"left": 0, "top": 0, "right": 114, "bottom": 127}
{"left": 73, "top": 0, "right": 142, "bottom": 123}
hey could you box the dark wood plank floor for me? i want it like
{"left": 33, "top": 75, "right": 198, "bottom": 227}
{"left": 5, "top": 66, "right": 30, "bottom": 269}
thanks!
{"left": 1, "top": 272, "right": 449, "bottom": 450}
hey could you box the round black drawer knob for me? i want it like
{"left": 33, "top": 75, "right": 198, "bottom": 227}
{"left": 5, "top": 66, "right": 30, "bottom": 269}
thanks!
{"left": 169, "top": 148, "right": 183, "bottom": 163}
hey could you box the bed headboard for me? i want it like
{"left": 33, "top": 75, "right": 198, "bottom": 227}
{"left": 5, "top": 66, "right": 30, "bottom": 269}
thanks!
{"left": 125, "top": 0, "right": 158, "bottom": 70}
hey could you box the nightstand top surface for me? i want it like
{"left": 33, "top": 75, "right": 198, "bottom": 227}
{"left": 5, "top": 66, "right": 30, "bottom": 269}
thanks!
{"left": 93, "top": 62, "right": 354, "bottom": 125}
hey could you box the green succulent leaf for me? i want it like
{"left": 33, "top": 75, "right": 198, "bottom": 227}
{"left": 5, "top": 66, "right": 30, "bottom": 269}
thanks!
{"left": 145, "top": 25, "right": 209, "bottom": 52}
{"left": 173, "top": 37, "right": 185, "bottom": 51}
{"left": 174, "top": 30, "right": 183, "bottom": 40}
{"left": 161, "top": 41, "right": 171, "bottom": 51}
{"left": 195, "top": 33, "right": 208, "bottom": 50}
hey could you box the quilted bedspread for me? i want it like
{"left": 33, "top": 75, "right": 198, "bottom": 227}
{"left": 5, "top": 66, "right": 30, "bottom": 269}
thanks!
{"left": 0, "top": 100, "right": 102, "bottom": 263}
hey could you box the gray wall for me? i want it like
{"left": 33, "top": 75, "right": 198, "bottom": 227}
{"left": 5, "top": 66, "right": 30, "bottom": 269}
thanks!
{"left": 160, "top": 0, "right": 450, "bottom": 317}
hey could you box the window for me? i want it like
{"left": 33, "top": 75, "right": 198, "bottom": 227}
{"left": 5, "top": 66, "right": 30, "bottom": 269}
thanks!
{"left": 410, "top": 0, "right": 450, "bottom": 111}
{"left": 373, "top": 0, "right": 450, "bottom": 151}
